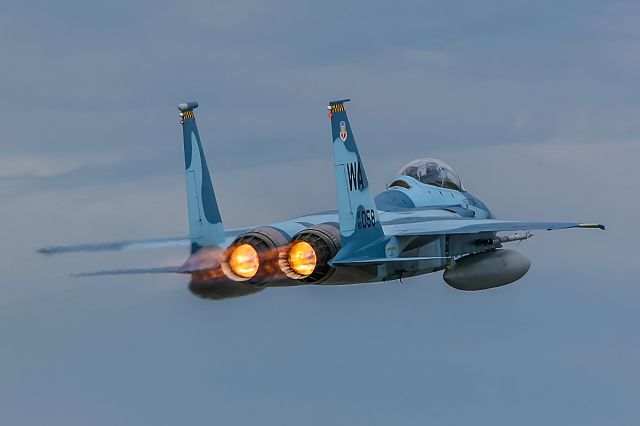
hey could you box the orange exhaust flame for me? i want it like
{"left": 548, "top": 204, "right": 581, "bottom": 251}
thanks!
{"left": 180, "top": 245, "right": 286, "bottom": 285}
{"left": 287, "top": 241, "right": 317, "bottom": 277}
{"left": 228, "top": 243, "right": 260, "bottom": 279}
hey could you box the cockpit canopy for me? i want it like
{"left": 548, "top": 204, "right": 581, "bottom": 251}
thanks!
{"left": 397, "top": 158, "right": 464, "bottom": 191}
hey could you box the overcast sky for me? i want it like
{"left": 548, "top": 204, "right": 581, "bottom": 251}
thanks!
{"left": 1, "top": 1, "right": 638, "bottom": 425}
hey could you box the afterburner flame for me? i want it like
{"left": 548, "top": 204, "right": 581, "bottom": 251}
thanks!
{"left": 229, "top": 244, "right": 259, "bottom": 279}
{"left": 288, "top": 241, "right": 317, "bottom": 277}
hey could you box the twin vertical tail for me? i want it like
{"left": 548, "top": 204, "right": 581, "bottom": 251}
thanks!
{"left": 178, "top": 99, "right": 382, "bottom": 257}
{"left": 178, "top": 102, "right": 225, "bottom": 253}
{"left": 328, "top": 99, "right": 385, "bottom": 257}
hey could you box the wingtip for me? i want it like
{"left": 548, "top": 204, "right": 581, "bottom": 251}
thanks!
{"left": 579, "top": 223, "right": 606, "bottom": 230}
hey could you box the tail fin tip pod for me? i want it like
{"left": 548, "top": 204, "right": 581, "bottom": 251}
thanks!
{"left": 178, "top": 101, "right": 199, "bottom": 112}
{"left": 327, "top": 99, "right": 385, "bottom": 255}
{"left": 178, "top": 101, "right": 225, "bottom": 253}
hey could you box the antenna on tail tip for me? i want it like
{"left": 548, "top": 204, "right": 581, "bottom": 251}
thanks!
{"left": 177, "top": 101, "right": 199, "bottom": 112}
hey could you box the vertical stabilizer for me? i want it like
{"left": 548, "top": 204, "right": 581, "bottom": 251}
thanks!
{"left": 327, "top": 99, "right": 385, "bottom": 255}
{"left": 178, "top": 102, "right": 225, "bottom": 253}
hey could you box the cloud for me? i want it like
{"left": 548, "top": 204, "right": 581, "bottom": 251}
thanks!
{"left": 0, "top": 154, "right": 125, "bottom": 179}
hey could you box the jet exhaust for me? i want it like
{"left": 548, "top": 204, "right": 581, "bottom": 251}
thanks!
{"left": 227, "top": 243, "right": 260, "bottom": 279}
{"left": 221, "top": 227, "right": 289, "bottom": 285}
{"left": 279, "top": 223, "right": 341, "bottom": 283}
{"left": 287, "top": 241, "right": 317, "bottom": 277}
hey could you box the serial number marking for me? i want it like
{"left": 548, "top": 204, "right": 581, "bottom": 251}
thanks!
{"left": 357, "top": 209, "right": 376, "bottom": 229}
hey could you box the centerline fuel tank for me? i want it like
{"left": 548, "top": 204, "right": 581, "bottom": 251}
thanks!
{"left": 443, "top": 249, "right": 531, "bottom": 291}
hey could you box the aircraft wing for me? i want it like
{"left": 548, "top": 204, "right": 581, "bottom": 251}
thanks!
{"left": 72, "top": 266, "right": 186, "bottom": 277}
{"left": 385, "top": 219, "right": 605, "bottom": 237}
{"left": 37, "top": 236, "right": 191, "bottom": 255}
{"left": 36, "top": 228, "right": 252, "bottom": 256}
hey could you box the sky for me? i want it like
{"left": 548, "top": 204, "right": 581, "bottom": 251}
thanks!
{"left": 1, "top": 1, "right": 638, "bottom": 424}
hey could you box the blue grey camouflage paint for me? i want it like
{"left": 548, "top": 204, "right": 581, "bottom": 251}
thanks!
{"left": 327, "top": 99, "right": 387, "bottom": 262}
{"left": 178, "top": 102, "right": 225, "bottom": 253}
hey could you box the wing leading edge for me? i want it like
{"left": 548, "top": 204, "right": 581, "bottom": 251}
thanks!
{"left": 385, "top": 219, "right": 605, "bottom": 237}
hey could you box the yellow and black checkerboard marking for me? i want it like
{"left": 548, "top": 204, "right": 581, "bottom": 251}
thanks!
{"left": 182, "top": 111, "right": 195, "bottom": 120}
{"left": 329, "top": 103, "right": 346, "bottom": 113}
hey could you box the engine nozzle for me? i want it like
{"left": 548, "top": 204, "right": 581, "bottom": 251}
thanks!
{"left": 279, "top": 223, "right": 341, "bottom": 283}
{"left": 221, "top": 227, "right": 289, "bottom": 285}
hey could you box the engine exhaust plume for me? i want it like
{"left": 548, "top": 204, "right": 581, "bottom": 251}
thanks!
{"left": 286, "top": 241, "right": 317, "bottom": 278}
{"left": 227, "top": 243, "right": 260, "bottom": 280}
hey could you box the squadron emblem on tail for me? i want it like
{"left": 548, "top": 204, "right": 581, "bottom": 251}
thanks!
{"left": 339, "top": 121, "right": 348, "bottom": 142}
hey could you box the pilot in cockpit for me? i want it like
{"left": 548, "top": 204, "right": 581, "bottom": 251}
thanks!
{"left": 397, "top": 158, "right": 464, "bottom": 191}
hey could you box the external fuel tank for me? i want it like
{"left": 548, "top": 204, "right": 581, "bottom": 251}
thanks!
{"left": 443, "top": 249, "right": 531, "bottom": 291}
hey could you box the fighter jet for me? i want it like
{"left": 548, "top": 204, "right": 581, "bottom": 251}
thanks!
{"left": 40, "top": 99, "right": 605, "bottom": 299}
